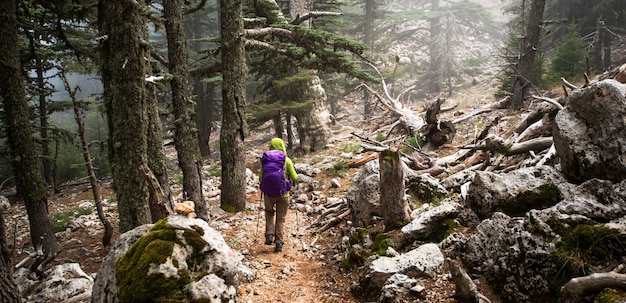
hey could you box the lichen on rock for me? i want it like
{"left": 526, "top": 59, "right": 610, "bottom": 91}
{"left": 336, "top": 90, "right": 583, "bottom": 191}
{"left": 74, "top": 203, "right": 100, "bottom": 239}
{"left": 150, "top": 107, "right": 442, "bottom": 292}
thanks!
{"left": 104, "top": 215, "right": 245, "bottom": 303}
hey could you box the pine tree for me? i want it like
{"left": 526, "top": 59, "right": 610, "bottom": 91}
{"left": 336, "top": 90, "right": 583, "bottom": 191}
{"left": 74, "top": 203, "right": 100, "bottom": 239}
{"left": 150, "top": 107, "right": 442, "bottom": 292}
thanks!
{"left": 546, "top": 25, "right": 586, "bottom": 84}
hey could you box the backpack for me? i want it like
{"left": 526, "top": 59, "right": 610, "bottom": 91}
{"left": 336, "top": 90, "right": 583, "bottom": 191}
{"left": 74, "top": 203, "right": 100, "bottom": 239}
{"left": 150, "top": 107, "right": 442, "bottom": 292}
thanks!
{"left": 260, "top": 150, "right": 292, "bottom": 197}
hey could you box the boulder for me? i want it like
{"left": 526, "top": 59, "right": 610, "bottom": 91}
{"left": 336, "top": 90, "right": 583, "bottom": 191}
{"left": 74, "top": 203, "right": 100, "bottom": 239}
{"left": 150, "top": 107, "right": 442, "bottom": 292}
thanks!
{"left": 367, "top": 243, "right": 444, "bottom": 289}
{"left": 450, "top": 178, "right": 626, "bottom": 302}
{"left": 24, "top": 263, "right": 93, "bottom": 303}
{"left": 347, "top": 160, "right": 381, "bottom": 227}
{"left": 401, "top": 200, "right": 463, "bottom": 241}
{"left": 554, "top": 79, "right": 626, "bottom": 182}
{"left": 92, "top": 215, "right": 249, "bottom": 303}
{"left": 466, "top": 165, "right": 565, "bottom": 218}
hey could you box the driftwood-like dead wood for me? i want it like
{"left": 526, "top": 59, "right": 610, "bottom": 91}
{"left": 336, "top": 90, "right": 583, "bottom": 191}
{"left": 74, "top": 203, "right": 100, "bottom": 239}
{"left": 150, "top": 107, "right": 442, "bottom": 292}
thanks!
{"left": 314, "top": 209, "right": 352, "bottom": 234}
{"left": 531, "top": 95, "right": 564, "bottom": 110}
{"left": 560, "top": 264, "right": 626, "bottom": 303}
{"left": 309, "top": 203, "right": 347, "bottom": 228}
{"left": 451, "top": 108, "right": 493, "bottom": 124}
{"left": 380, "top": 150, "right": 410, "bottom": 231}
{"left": 515, "top": 116, "right": 552, "bottom": 143}
{"left": 415, "top": 165, "right": 446, "bottom": 177}
{"left": 359, "top": 63, "right": 427, "bottom": 135}
{"left": 446, "top": 258, "right": 491, "bottom": 303}
{"left": 347, "top": 153, "right": 379, "bottom": 168}
{"left": 422, "top": 98, "right": 456, "bottom": 147}
{"left": 140, "top": 164, "right": 174, "bottom": 220}
{"left": 463, "top": 136, "right": 553, "bottom": 156}
{"left": 506, "top": 137, "right": 553, "bottom": 155}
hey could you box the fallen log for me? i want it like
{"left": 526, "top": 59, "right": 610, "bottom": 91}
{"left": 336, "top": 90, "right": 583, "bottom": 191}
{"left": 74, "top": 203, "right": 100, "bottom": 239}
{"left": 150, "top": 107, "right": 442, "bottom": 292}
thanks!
{"left": 462, "top": 136, "right": 553, "bottom": 156}
{"left": 347, "top": 153, "right": 379, "bottom": 168}
{"left": 560, "top": 265, "right": 626, "bottom": 303}
{"left": 314, "top": 209, "right": 351, "bottom": 234}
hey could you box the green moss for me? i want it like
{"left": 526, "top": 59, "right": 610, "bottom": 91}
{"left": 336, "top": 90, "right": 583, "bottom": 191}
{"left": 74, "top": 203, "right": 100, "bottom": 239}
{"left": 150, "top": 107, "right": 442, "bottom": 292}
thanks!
{"left": 340, "top": 245, "right": 368, "bottom": 271}
{"left": 429, "top": 218, "right": 462, "bottom": 242}
{"left": 348, "top": 228, "right": 368, "bottom": 245}
{"left": 116, "top": 222, "right": 214, "bottom": 303}
{"left": 595, "top": 288, "right": 626, "bottom": 303}
{"left": 182, "top": 229, "right": 208, "bottom": 269}
{"left": 221, "top": 204, "right": 237, "bottom": 213}
{"left": 547, "top": 222, "right": 626, "bottom": 294}
{"left": 51, "top": 206, "right": 93, "bottom": 232}
{"left": 151, "top": 217, "right": 170, "bottom": 231}
{"left": 116, "top": 233, "right": 188, "bottom": 303}
{"left": 323, "top": 160, "right": 348, "bottom": 177}
{"left": 371, "top": 232, "right": 394, "bottom": 256}
{"left": 501, "top": 184, "right": 561, "bottom": 217}
{"left": 406, "top": 183, "right": 448, "bottom": 206}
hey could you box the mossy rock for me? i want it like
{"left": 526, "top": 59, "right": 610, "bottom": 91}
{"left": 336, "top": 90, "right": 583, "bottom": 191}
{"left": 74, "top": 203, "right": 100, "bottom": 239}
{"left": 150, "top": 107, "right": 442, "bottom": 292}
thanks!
{"left": 501, "top": 184, "right": 561, "bottom": 217}
{"left": 115, "top": 218, "right": 211, "bottom": 303}
{"left": 595, "top": 288, "right": 626, "bottom": 303}
{"left": 547, "top": 222, "right": 626, "bottom": 294}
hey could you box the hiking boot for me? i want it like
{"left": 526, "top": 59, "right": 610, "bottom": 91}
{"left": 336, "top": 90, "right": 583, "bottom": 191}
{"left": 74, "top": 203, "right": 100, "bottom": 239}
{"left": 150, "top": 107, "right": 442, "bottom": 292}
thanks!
{"left": 275, "top": 242, "right": 283, "bottom": 252}
{"left": 265, "top": 234, "right": 274, "bottom": 245}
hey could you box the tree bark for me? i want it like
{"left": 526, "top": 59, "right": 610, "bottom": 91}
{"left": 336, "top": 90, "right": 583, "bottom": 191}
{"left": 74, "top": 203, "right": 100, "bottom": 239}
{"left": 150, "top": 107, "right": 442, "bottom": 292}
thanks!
{"left": 0, "top": 0, "right": 61, "bottom": 271}
{"left": 145, "top": 83, "right": 175, "bottom": 222}
{"left": 0, "top": 250, "right": 20, "bottom": 303}
{"left": 186, "top": 6, "right": 217, "bottom": 158}
{"left": 1, "top": 197, "right": 20, "bottom": 303}
{"left": 363, "top": 0, "right": 375, "bottom": 47}
{"left": 36, "top": 58, "right": 55, "bottom": 190}
{"left": 220, "top": 0, "right": 248, "bottom": 212}
{"left": 99, "top": 0, "right": 152, "bottom": 232}
{"left": 379, "top": 149, "right": 410, "bottom": 231}
{"left": 509, "top": 0, "right": 546, "bottom": 109}
{"left": 428, "top": 0, "right": 443, "bottom": 93}
{"left": 163, "top": 0, "right": 207, "bottom": 220}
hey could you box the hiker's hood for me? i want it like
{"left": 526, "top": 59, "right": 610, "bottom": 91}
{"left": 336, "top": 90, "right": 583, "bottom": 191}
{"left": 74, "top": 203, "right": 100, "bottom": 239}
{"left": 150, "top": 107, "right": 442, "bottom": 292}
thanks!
{"left": 269, "top": 138, "right": 287, "bottom": 153}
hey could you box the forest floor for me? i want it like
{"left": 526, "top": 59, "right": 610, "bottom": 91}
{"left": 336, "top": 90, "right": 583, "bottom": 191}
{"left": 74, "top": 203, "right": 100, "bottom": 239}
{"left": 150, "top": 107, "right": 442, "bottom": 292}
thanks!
{"left": 5, "top": 80, "right": 503, "bottom": 303}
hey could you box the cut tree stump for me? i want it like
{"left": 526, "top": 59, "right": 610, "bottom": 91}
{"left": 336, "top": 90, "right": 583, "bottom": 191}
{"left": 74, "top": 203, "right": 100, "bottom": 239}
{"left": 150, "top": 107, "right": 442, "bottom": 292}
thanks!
{"left": 379, "top": 149, "right": 410, "bottom": 231}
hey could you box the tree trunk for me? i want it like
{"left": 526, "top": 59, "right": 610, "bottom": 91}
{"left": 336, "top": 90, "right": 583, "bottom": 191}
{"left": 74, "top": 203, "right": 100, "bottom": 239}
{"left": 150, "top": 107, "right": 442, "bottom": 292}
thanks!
{"left": 273, "top": 114, "right": 283, "bottom": 139}
{"left": 186, "top": 7, "right": 217, "bottom": 158}
{"left": 509, "top": 0, "right": 546, "bottom": 109}
{"left": 290, "top": 0, "right": 310, "bottom": 26}
{"left": 99, "top": 0, "right": 152, "bottom": 233}
{"left": 62, "top": 71, "right": 114, "bottom": 247}
{"left": 286, "top": 113, "right": 294, "bottom": 149}
{"left": 428, "top": 0, "right": 443, "bottom": 93}
{"left": 194, "top": 81, "right": 211, "bottom": 157}
{"left": 1, "top": 199, "right": 15, "bottom": 303}
{"left": 220, "top": 0, "right": 248, "bottom": 212}
{"left": 293, "top": 73, "right": 332, "bottom": 152}
{"left": 379, "top": 150, "right": 410, "bottom": 231}
{"left": 0, "top": 0, "right": 61, "bottom": 271}
{"left": 0, "top": 249, "right": 20, "bottom": 303}
{"left": 163, "top": 0, "right": 207, "bottom": 220}
{"left": 363, "top": 0, "right": 375, "bottom": 47}
{"left": 146, "top": 84, "right": 175, "bottom": 222}
{"left": 36, "top": 58, "right": 55, "bottom": 189}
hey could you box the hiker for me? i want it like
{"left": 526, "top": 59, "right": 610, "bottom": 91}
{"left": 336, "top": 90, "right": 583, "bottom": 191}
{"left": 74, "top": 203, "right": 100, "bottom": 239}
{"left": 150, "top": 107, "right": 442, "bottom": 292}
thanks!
{"left": 259, "top": 137, "right": 298, "bottom": 252}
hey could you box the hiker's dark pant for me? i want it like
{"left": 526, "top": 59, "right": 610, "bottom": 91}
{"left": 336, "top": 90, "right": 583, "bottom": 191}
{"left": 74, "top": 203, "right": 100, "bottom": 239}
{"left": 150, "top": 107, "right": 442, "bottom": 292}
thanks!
{"left": 264, "top": 194, "right": 288, "bottom": 244}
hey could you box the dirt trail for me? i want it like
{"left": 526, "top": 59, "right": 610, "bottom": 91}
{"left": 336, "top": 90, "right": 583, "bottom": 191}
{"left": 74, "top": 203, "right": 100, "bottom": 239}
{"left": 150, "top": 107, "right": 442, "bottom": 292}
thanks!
{"left": 217, "top": 191, "right": 360, "bottom": 303}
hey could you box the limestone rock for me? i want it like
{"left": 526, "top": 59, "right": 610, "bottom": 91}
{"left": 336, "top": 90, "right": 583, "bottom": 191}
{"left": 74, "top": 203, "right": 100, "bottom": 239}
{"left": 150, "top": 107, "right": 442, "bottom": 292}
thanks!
{"left": 554, "top": 79, "right": 626, "bottom": 182}
{"left": 92, "top": 216, "right": 248, "bottom": 303}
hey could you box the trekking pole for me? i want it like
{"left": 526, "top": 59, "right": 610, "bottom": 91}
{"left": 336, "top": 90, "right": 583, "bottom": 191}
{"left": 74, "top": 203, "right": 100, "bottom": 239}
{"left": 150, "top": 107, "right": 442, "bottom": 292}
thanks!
{"left": 254, "top": 192, "right": 263, "bottom": 244}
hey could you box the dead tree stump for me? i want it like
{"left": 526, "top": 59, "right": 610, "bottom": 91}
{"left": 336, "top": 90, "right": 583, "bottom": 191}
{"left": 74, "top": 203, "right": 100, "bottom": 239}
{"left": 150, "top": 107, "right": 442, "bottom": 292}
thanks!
{"left": 379, "top": 149, "right": 410, "bottom": 231}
